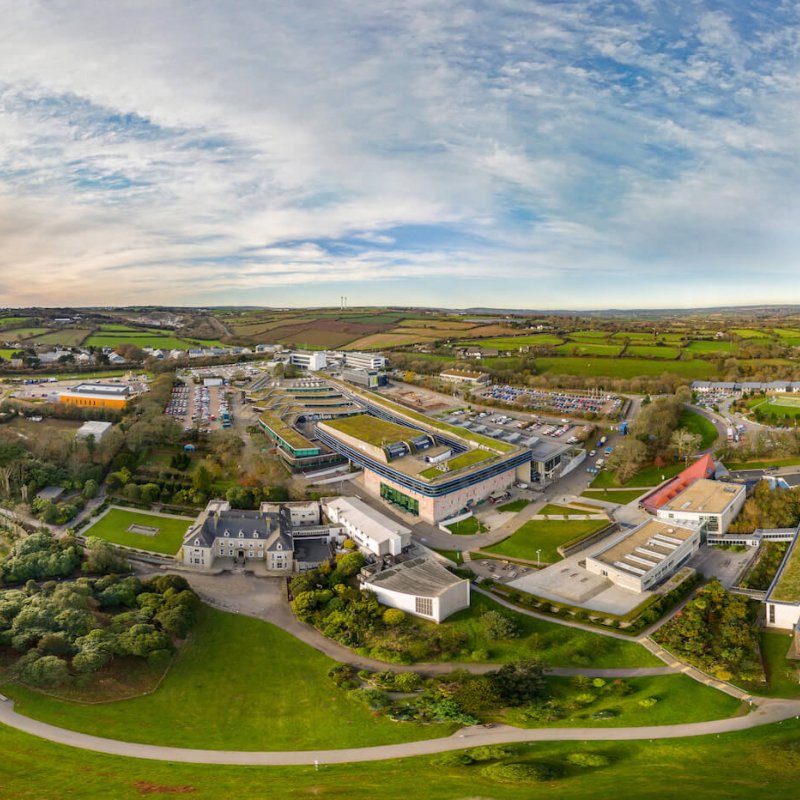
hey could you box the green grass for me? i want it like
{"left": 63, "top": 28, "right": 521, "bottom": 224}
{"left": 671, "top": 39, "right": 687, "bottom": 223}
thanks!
{"left": 81, "top": 508, "right": 193, "bottom": 555}
{"left": 589, "top": 462, "right": 686, "bottom": 489}
{"left": 581, "top": 489, "right": 645, "bottom": 504}
{"left": 5, "top": 717, "right": 800, "bottom": 800}
{"left": 770, "top": 543, "right": 800, "bottom": 602}
{"left": 678, "top": 409, "right": 719, "bottom": 449}
{"left": 556, "top": 342, "right": 623, "bottom": 356}
{"left": 686, "top": 340, "right": 736, "bottom": 353}
{"left": 625, "top": 345, "right": 681, "bottom": 359}
{"left": 444, "top": 595, "right": 659, "bottom": 667}
{"left": 445, "top": 516, "right": 488, "bottom": 535}
{"left": 533, "top": 357, "right": 717, "bottom": 380}
{"left": 731, "top": 328, "right": 770, "bottom": 339}
{"left": 0, "top": 326, "right": 48, "bottom": 340}
{"left": 84, "top": 333, "right": 196, "bottom": 349}
{"left": 28, "top": 329, "right": 92, "bottom": 346}
{"left": 430, "top": 548, "right": 464, "bottom": 564}
{"left": 726, "top": 456, "right": 800, "bottom": 470}
{"left": 740, "top": 632, "right": 800, "bottom": 698}
{"left": 2, "top": 605, "right": 453, "bottom": 751}
{"left": 538, "top": 504, "right": 593, "bottom": 516}
{"left": 497, "top": 498, "right": 530, "bottom": 512}
{"left": 484, "top": 518, "right": 609, "bottom": 563}
{"left": 751, "top": 394, "right": 800, "bottom": 419}
{"left": 503, "top": 674, "right": 743, "bottom": 729}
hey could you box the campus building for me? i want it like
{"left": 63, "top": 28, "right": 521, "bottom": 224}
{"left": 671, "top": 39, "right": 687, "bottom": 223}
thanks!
{"left": 76, "top": 420, "right": 114, "bottom": 441}
{"left": 360, "top": 556, "right": 470, "bottom": 623}
{"left": 640, "top": 454, "right": 718, "bottom": 514}
{"left": 342, "top": 352, "right": 388, "bottom": 370}
{"left": 765, "top": 531, "right": 800, "bottom": 652}
{"left": 58, "top": 383, "right": 130, "bottom": 410}
{"left": 585, "top": 518, "right": 702, "bottom": 593}
{"left": 655, "top": 478, "right": 746, "bottom": 534}
{"left": 316, "top": 390, "right": 533, "bottom": 524}
{"left": 323, "top": 496, "right": 411, "bottom": 557}
{"left": 439, "top": 369, "right": 490, "bottom": 386}
{"left": 181, "top": 500, "right": 340, "bottom": 573}
{"left": 342, "top": 368, "right": 387, "bottom": 389}
{"left": 289, "top": 351, "right": 327, "bottom": 371}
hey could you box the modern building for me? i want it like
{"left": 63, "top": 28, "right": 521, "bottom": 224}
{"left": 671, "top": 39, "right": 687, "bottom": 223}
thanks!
{"left": 289, "top": 351, "right": 327, "bottom": 371}
{"left": 58, "top": 383, "right": 130, "bottom": 409}
{"left": 585, "top": 518, "right": 702, "bottom": 593}
{"left": 76, "top": 420, "right": 113, "bottom": 441}
{"left": 439, "top": 369, "right": 490, "bottom": 385}
{"left": 181, "top": 500, "right": 338, "bottom": 573}
{"left": 342, "top": 352, "right": 388, "bottom": 370}
{"left": 316, "top": 397, "right": 532, "bottom": 524}
{"left": 360, "top": 556, "right": 470, "bottom": 622}
{"left": 765, "top": 529, "right": 800, "bottom": 632}
{"left": 323, "top": 497, "right": 411, "bottom": 557}
{"left": 640, "top": 454, "right": 718, "bottom": 514}
{"left": 342, "top": 368, "right": 387, "bottom": 388}
{"left": 656, "top": 478, "right": 746, "bottom": 534}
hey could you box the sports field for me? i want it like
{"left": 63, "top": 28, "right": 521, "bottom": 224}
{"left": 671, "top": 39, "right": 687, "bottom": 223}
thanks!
{"left": 752, "top": 394, "right": 800, "bottom": 419}
{"left": 81, "top": 508, "right": 193, "bottom": 555}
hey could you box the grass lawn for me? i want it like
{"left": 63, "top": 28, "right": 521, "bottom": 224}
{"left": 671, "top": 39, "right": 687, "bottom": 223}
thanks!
{"left": 538, "top": 504, "right": 593, "bottom": 516}
{"left": 581, "top": 489, "right": 645, "bottom": 504}
{"left": 497, "top": 498, "right": 530, "bottom": 512}
{"left": 678, "top": 409, "right": 718, "bottom": 449}
{"left": 484, "top": 518, "right": 609, "bottom": 563}
{"left": 446, "top": 516, "right": 488, "bottom": 535}
{"left": 441, "top": 595, "right": 659, "bottom": 667}
{"left": 739, "top": 632, "right": 800, "bottom": 699}
{"left": 1, "top": 605, "right": 455, "bottom": 751}
{"left": 4, "top": 720, "right": 800, "bottom": 800}
{"left": 591, "top": 462, "right": 685, "bottom": 489}
{"left": 726, "top": 456, "right": 800, "bottom": 470}
{"left": 81, "top": 508, "right": 193, "bottom": 555}
{"left": 430, "top": 548, "right": 464, "bottom": 564}
{"left": 625, "top": 345, "right": 681, "bottom": 359}
{"left": 533, "top": 357, "right": 717, "bottom": 380}
{"left": 420, "top": 448, "right": 493, "bottom": 479}
{"left": 502, "top": 674, "right": 743, "bottom": 729}
{"left": 751, "top": 395, "right": 800, "bottom": 419}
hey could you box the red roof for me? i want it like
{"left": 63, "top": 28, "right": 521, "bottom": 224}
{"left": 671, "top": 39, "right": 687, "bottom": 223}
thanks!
{"left": 640, "top": 454, "right": 716, "bottom": 513}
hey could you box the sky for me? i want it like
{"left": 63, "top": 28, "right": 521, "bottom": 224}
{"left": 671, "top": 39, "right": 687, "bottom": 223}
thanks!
{"left": 1, "top": 0, "right": 800, "bottom": 310}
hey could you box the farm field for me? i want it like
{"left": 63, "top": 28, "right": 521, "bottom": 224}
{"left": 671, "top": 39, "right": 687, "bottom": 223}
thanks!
{"left": 344, "top": 332, "right": 441, "bottom": 350}
{"left": 625, "top": 345, "right": 680, "bottom": 359}
{"left": 455, "top": 334, "right": 564, "bottom": 349}
{"left": 2, "top": 605, "right": 453, "bottom": 751}
{"left": 84, "top": 331, "right": 199, "bottom": 349}
{"left": 81, "top": 508, "right": 193, "bottom": 555}
{"left": 730, "top": 328, "right": 770, "bottom": 338}
{"left": 533, "top": 357, "right": 718, "bottom": 379}
{"left": 555, "top": 342, "right": 623, "bottom": 356}
{"left": 30, "top": 329, "right": 92, "bottom": 346}
{"left": 0, "top": 316, "right": 34, "bottom": 326}
{"left": 0, "top": 327, "right": 48, "bottom": 341}
{"left": 484, "top": 518, "right": 609, "bottom": 563}
{"left": 685, "top": 340, "right": 736, "bottom": 353}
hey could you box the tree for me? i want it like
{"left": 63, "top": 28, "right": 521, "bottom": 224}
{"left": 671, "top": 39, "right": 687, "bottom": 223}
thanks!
{"left": 488, "top": 660, "right": 547, "bottom": 706}
{"left": 82, "top": 478, "right": 99, "bottom": 499}
{"left": 670, "top": 428, "right": 703, "bottom": 463}
{"left": 480, "top": 609, "right": 520, "bottom": 640}
{"left": 607, "top": 437, "right": 648, "bottom": 484}
{"left": 82, "top": 538, "right": 129, "bottom": 574}
{"left": 192, "top": 464, "right": 213, "bottom": 494}
{"left": 16, "top": 653, "right": 71, "bottom": 687}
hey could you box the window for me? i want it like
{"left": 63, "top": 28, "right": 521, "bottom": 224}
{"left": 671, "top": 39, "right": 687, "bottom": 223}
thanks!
{"left": 253, "top": 532, "right": 259, "bottom": 539}
{"left": 769, "top": 604, "right": 776, "bottom": 624}
{"left": 239, "top": 531, "right": 244, "bottom": 538}
{"left": 415, "top": 597, "right": 433, "bottom": 617}
{"left": 194, "top": 539, "right": 200, "bottom": 546}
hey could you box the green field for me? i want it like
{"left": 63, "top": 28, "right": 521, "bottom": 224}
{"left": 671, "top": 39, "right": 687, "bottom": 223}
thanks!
{"left": 743, "top": 632, "right": 800, "bottom": 698}
{"left": 538, "top": 504, "right": 593, "bottom": 516}
{"left": 581, "top": 489, "right": 646, "bottom": 504}
{"left": 484, "top": 518, "right": 609, "bottom": 562}
{"left": 533, "top": 357, "right": 717, "bottom": 380}
{"left": 456, "top": 334, "right": 563, "bottom": 349}
{"left": 726, "top": 456, "right": 800, "bottom": 470}
{"left": 30, "top": 329, "right": 92, "bottom": 346}
{"left": 81, "top": 508, "right": 193, "bottom": 555}
{"left": 322, "top": 413, "right": 417, "bottom": 447}
{"left": 589, "top": 462, "right": 686, "bottom": 489}
{"left": 0, "top": 326, "right": 48, "bottom": 341}
{"left": 686, "top": 340, "right": 736, "bottom": 353}
{"left": 625, "top": 345, "right": 681, "bottom": 359}
{"left": 678, "top": 409, "right": 719, "bottom": 449}
{"left": 730, "top": 328, "right": 770, "bottom": 339}
{"left": 0, "top": 316, "right": 34, "bottom": 327}
{"left": 2, "top": 605, "right": 453, "bottom": 751}
{"left": 7, "top": 714, "right": 800, "bottom": 800}
{"left": 84, "top": 333, "right": 195, "bottom": 349}
{"left": 556, "top": 342, "right": 623, "bottom": 356}
{"left": 751, "top": 395, "right": 800, "bottom": 419}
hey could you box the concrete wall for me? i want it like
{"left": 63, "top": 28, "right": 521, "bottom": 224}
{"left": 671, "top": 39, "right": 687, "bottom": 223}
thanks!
{"left": 364, "top": 579, "right": 470, "bottom": 623}
{"left": 765, "top": 601, "right": 800, "bottom": 630}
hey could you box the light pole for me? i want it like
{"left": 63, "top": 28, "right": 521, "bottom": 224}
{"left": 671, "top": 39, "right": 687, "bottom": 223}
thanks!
{"left": 536, "top": 549, "right": 541, "bottom": 567}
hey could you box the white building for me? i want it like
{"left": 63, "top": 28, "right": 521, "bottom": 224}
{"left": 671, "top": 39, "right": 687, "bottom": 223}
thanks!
{"left": 765, "top": 532, "right": 800, "bottom": 631}
{"left": 323, "top": 497, "right": 411, "bottom": 557}
{"left": 585, "top": 518, "right": 702, "bottom": 593}
{"left": 76, "top": 420, "right": 113, "bottom": 441}
{"left": 343, "top": 352, "right": 388, "bottom": 370}
{"left": 656, "top": 479, "right": 746, "bottom": 534}
{"left": 439, "top": 369, "right": 490, "bottom": 385}
{"left": 290, "top": 351, "right": 327, "bottom": 370}
{"left": 360, "top": 556, "right": 470, "bottom": 623}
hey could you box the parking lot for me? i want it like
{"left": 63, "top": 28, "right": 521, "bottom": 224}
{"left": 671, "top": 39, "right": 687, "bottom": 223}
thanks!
{"left": 164, "top": 381, "right": 232, "bottom": 431}
{"left": 470, "top": 557, "right": 536, "bottom": 583}
{"left": 478, "top": 385, "right": 621, "bottom": 416}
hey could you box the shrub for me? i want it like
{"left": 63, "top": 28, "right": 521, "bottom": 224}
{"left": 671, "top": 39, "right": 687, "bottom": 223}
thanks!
{"left": 394, "top": 671, "right": 422, "bottom": 692}
{"left": 466, "top": 745, "right": 515, "bottom": 762}
{"left": 480, "top": 610, "right": 520, "bottom": 640}
{"left": 432, "top": 752, "right": 474, "bottom": 767}
{"left": 481, "top": 761, "right": 561, "bottom": 783}
{"left": 638, "top": 697, "right": 659, "bottom": 708}
{"left": 382, "top": 608, "right": 406, "bottom": 626}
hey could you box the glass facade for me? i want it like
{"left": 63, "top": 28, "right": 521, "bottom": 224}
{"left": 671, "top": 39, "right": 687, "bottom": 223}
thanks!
{"left": 381, "top": 483, "right": 419, "bottom": 515}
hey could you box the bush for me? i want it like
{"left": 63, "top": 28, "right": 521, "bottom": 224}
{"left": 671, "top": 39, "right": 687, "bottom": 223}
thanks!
{"left": 481, "top": 761, "right": 561, "bottom": 783}
{"left": 394, "top": 671, "right": 422, "bottom": 692}
{"left": 16, "top": 653, "right": 71, "bottom": 687}
{"left": 638, "top": 697, "right": 659, "bottom": 708}
{"left": 466, "top": 745, "right": 515, "bottom": 762}
{"left": 382, "top": 608, "right": 406, "bottom": 626}
{"left": 432, "top": 752, "right": 474, "bottom": 767}
{"left": 480, "top": 609, "right": 520, "bottom": 640}
{"left": 566, "top": 752, "right": 610, "bottom": 768}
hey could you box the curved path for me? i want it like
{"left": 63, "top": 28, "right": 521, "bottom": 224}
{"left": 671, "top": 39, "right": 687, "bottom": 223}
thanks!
{"left": 1, "top": 694, "right": 798, "bottom": 766}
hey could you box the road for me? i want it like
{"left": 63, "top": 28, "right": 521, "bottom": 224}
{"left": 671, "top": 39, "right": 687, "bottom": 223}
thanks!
{"left": 0, "top": 693, "right": 796, "bottom": 766}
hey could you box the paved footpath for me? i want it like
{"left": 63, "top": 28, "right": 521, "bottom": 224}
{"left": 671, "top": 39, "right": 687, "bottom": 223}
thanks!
{"left": 1, "top": 694, "right": 798, "bottom": 766}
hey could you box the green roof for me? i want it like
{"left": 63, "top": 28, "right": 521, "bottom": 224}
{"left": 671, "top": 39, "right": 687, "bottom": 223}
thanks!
{"left": 330, "top": 380, "right": 516, "bottom": 454}
{"left": 322, "top": 414, "right": 419, "bottom": 448}
{"left": 419, "top": 448, "right": 494, "bottom": 480}
{"left": 771, "top": 538, "right": 800, "bottom": 603}
{"left": 259, "top": 411, "right": 316, "bottom": 451}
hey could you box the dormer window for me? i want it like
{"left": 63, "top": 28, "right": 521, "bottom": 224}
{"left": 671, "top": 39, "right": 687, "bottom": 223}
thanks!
{"left": 253, "top": 532, "right": 259, "bottom": 539}
{"left": 224, "top": 531, "right": 230, "bottom": 538}
{"left": 194, "top": 539, "right": 200, "bottom": 546}
{"left": 277, "top": 543, "right": 282, "bottom": 550}
{"left": 239, "top": 531, "right": 244, "bottom": 538}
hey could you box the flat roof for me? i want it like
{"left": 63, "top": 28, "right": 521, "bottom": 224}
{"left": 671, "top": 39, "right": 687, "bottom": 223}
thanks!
{"left": 660, "top": 478, "right": 744, "bottom": 514}
{"left": 77, "top": 420, "right": 113, "bottom": 435}
{"left": 591, "top": 518, "right": 699, "bottom": 574}
{"left": 769, "top": 532, "right": 800, "bottom": 603}
{"left": 440, "top": 369, "right": 487, "bottom": 379}
{"left": 324, "top": 497, "right": 411, "bottom": 543}
{"left": 322, "top": 414, "right": 420, "bottom": 448}
{"left": 72, "top": 383, "right": 129, "bottom": 395}
{"left": 365, "top": 556, "right": 466, "bottom": 597}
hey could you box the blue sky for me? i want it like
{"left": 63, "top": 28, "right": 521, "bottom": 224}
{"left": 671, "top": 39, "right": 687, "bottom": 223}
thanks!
{"left": 1, "top": 1, "right": 799, "bottom": 309}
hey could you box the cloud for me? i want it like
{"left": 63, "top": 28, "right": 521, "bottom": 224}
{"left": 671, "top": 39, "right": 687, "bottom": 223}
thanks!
{"left": 0, "top": 1, "right": 799, "bottom": 307}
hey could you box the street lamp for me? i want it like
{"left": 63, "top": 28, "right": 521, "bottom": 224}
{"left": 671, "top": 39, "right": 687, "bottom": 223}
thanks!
{"left": 536, "top": 549, "right": 541, "bottom": 567}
